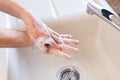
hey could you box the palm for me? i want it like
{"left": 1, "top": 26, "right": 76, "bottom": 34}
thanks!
{"left": 26, "top": 20, "right": 79, "bottom": 59}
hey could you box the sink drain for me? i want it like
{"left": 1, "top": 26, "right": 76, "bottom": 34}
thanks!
{"left": 57, "top": 66, "right": 82, "bottom": 80}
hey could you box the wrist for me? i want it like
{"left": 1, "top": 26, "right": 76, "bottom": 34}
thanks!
{"left": 21, "top": 10, "right": 38, "bottom": 23}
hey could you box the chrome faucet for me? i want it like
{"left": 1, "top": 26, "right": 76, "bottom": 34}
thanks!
{"left": 87, "top": 2, "right": 120, "bottom": 31}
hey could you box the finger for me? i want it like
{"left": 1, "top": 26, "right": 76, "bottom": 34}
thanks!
{"left": 59, "top": 44, "right": 79, "bottom": 52}
{"left": 62, "top": 38, "right": 79, "bottom": 44}
{"left": 46, "top": 25, "right": 59, "bottom": 37}
{"left": 49, "top": 49, "right": 71, "bottom": 59}
{"left": 60, "top": 34, "right": 72, "bottom": 38}
{"left": 51, "top": 34, "right": 64, "bottom": 44}
{"left": 49, "top": 42, "right": 60, "bottom": 49}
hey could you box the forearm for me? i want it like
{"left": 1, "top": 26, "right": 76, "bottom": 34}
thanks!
{"left": 0, "top": 0, "right": 29, "bottom": 19}
{"left": 0, "top": 0, "right": 39, "bottom": 30}
{"left": 0, "top": 28, "right": 32, "bottom": 47}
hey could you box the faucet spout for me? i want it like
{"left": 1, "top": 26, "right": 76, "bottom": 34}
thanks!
{"left": 87, "top": 2, "right": 120, "bottom": 31}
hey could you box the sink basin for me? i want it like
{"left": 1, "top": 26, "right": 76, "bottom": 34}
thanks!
{"left": 8, "top": 13, "right": 120, "bottom": 80}
{"left": 7, "top": 0, "right": 120, "bottom": 80}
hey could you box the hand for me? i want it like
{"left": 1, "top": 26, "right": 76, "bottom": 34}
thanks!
{"left": 23, "top": 14, "right": 79, "bottom": 59}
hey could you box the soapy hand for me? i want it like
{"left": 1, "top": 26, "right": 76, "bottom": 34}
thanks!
{"left": 24, "top": 14, "right": 79, "bottom": 59}
{"left": 41, "top": 22, "right": 79, "bottom": 59}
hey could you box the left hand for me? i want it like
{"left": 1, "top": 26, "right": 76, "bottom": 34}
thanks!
{"left": 32, "top": 21, "right": 79, "bottom": 59}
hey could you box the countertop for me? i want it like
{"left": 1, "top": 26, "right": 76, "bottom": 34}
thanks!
{"left": 106, "top": 0, "right": 120, "bottom": 16}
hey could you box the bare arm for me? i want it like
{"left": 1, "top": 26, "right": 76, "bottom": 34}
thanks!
{"left": 0, "top": 0, "right": 33, "bottom": 47}
{"left": 0, "top": 28, "right": 32, "bottom": 47}
{"left": 0, "top": 0, "right": 28, "bottom": 19}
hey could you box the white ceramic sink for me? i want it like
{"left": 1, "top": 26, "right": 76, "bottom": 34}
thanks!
{"left": 7, "top": 0, "right": 120, "bottom": 80}
{"left": 8, "top": 12, "right": 120, "bottom": 80}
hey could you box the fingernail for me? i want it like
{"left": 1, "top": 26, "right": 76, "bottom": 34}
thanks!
{"left": 74, "top": 48, "right": 79, "bottom": 52}
{"left": 69, "top": 35, "right": 72, "bottom": 38}
{"left": 76, "top": 40, "right": 80, "bottom": 43}
{"left": 66, "top": 56, "right": 71, "bottom": 59}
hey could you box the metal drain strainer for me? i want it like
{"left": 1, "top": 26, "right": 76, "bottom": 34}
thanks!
{"left": 57, "top": 66, "right": 82, "bottom": 80}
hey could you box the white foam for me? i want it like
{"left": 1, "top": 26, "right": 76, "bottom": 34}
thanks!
{"left": 28, "top": 21, "right": 55, "bottom": 53}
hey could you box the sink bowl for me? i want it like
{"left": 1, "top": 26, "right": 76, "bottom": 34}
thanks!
{"left": 7, "top": 0, "right": 120, "bottom": 79}
{"left": 8, "top": 13, "right": 120, "bottom": 80}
